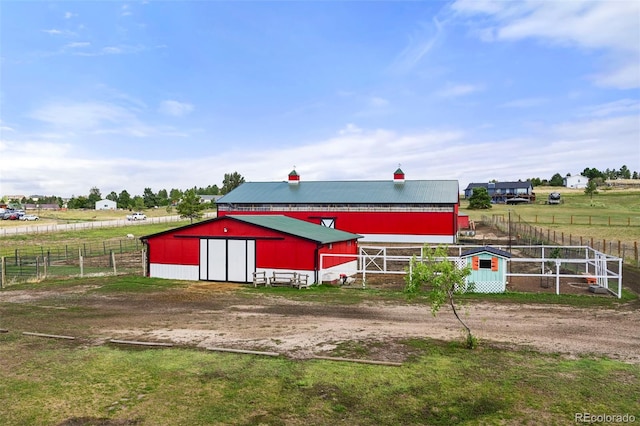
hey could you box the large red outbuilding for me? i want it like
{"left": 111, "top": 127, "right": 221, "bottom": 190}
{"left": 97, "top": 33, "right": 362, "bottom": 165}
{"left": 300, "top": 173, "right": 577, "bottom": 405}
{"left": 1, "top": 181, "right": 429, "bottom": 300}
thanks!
{"left": 216, "top": 168, "right": 460, "bottom": 243}
{"left": 142, "top": 215, "right": 361, "bottom": 284}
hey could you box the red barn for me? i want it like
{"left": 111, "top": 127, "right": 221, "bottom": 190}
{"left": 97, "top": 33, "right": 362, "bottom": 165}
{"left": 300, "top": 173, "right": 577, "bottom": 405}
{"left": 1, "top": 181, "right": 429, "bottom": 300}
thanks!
{"left": 141, "top": 215, "right": 361, "bottom": 284}
{"left": 216, "top": 168, "right": 460, "bottom": 243}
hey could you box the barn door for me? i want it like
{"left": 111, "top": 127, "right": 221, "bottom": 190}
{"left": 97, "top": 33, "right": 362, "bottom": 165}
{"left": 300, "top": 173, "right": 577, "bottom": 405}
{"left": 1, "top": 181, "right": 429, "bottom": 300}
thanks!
{"left": 228, "top": 240, "right": 255, "bottom": 282}
{"left": 199, "top": 239, "right": 255, "bottom": 283}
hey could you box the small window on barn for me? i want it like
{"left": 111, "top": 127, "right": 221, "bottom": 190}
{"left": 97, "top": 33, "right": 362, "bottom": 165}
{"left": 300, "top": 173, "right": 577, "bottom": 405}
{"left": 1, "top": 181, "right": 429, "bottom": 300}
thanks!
{"left": 479, "top": 259, "right": 492, "bottom": 269}
{"left": 321, "top": 218, "right": 335, "bottom": 228}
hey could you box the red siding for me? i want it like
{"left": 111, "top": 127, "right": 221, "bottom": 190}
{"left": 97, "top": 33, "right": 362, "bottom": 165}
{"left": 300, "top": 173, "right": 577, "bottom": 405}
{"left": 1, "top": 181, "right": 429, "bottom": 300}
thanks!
{"left": 318, "top": 240, "right": 358, "bottom": 269}
{"left": 219, "top": 210, "right": 455, "bottom": 236}
{"left": 145, "top": 216, "right": 359, "bottom": 272}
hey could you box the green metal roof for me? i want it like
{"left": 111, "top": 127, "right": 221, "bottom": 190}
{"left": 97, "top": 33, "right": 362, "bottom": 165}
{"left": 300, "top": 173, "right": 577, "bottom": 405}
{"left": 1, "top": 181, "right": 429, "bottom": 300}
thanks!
{"left": 227, "top": 215, "right": 362, "bottom": 244}
{"left": 217, "top": 180, "right": 459, "bottom": 205}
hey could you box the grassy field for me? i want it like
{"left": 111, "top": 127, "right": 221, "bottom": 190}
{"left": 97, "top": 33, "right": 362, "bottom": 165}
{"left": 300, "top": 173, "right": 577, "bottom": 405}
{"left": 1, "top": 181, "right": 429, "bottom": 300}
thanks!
{"left": 1, "top": 276, "right": 638, "bottom": 425}
{"left": 460, "top": 187, "right": 640, "bottom": 257}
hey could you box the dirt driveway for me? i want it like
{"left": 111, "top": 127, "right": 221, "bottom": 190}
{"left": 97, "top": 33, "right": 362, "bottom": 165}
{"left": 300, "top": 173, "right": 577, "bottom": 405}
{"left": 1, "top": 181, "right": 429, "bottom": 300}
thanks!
{"left": 2, "top": 282, "right": 639, "bottom": 364}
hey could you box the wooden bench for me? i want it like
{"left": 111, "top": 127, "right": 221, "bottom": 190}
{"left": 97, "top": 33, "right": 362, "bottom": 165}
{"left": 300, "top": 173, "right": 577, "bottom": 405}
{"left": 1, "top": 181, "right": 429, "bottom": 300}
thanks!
{"left": 270, "top": 272, "right": 298, "bottom": 287}
{"left": 269, "top": 272, "right": 311, "bottom": 289}
{"left": 252, "top": 271, "right": 268, "bottom": 287}
{"left": 295, "top": 274, "right": 310, "bottom": 289}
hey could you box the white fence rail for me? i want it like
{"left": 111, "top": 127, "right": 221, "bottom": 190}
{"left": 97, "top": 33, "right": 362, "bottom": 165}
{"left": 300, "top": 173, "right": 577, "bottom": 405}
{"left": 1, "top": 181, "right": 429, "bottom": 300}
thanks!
{"left": 0, "top": 213, "right": 217, "bottom": 237}
{"left": 319, "top": 244, "right": 623, "bottom": 298}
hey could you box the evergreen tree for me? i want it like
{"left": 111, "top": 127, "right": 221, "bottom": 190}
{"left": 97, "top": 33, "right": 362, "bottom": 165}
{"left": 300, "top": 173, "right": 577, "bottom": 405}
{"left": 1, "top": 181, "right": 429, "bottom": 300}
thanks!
{"left": 176, "top": 189, "right": 205, "bottom": 223}
{"left": 221, "top": 172, "right": 245, "bottom": 194}
{"left": 549, "top": 173, "right": 564, "bottom": 186}
{"left": 468, "top": 187, "right": 492, "bottom": 209}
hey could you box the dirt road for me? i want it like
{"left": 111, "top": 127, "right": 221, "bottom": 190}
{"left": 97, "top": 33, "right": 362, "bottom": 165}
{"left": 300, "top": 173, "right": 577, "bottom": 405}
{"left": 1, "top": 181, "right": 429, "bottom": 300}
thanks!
{"left": 2, "top": 283, "right": 638, "bottom": 364}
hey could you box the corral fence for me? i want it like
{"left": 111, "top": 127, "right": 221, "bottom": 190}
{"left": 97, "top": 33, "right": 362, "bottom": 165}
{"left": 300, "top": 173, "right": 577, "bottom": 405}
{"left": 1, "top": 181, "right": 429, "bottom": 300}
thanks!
{"left": 0, "top": 214, "right": 217, "bottom": 237}
{"left": 0, "top": 239, "right": 146, "bottom": 288}
{"left": 319, "top": 244, "right": 623, "bottom": 298}
{"left": 482, "top": 214, "right": 640, "bottom": 267}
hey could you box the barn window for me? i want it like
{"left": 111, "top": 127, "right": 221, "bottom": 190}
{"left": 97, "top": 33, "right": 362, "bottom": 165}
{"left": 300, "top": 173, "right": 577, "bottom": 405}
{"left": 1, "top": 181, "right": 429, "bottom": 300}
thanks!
{"left": 320, "top": 218, "right": 335, "bottom": 228}
{"left": 479, "top": 259, "right": 492, "bottom": 269}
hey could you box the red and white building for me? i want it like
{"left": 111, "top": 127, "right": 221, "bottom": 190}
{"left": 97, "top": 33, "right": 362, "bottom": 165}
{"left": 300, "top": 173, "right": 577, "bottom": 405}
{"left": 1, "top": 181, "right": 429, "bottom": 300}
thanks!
{"left": 216, "top": 168, "right": 460, "bottom": 243}
{"left": 141, "top": 214, "right": 361, "bottom": 283}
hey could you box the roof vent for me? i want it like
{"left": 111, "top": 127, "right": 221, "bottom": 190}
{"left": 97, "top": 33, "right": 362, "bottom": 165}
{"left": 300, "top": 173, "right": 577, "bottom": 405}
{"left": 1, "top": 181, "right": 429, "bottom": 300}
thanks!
{"left": 393, "top": 166, "right": 405, "bottom": 184}
{"left": 288, "top": 168, "right": 300, "bottom": 185}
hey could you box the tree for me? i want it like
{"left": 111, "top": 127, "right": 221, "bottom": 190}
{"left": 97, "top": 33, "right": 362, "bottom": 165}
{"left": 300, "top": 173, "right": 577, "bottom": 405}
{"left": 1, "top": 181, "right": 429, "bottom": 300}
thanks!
{"left": 468, "top": 187, "right": 492, "bottom": 209}
{"left": 169, "top": 188, "right": 183, "bottom": 206}
{"left": 132, "top": 196, "right": 145, "bottom": 211}
{"left": 106, "top": 191, "right": 118, "bottom": 202}
{"left": 176, "top": 189, "right": 205, "bottom": 223}
{"left": 118, "top": 190, "right": 132, "bottom": 209}
{"left": 88, "top": 186, "right": 102, "bottom": 205}
{"left": 157, "top": 189, "right": 169, "bottom": 206}
{"left": 405, "top": 245, "right": 475, "bottom": 348}
{"left": 143, "top": 187, "right": 158, "bottom": 208}
{"left": 619, "top": 165, "right": 631, "bottom": 179}
{"left": 584, "top": 179, "right": 598, "bottom": 202}
{"left": 221, "top": 172, "right": 245, "bottom": 194}
{"left": 549, "top": 173, "right": 564, "bottom": 186}
{"left": 529, "top": 177, "right": 542, "bottom": 186}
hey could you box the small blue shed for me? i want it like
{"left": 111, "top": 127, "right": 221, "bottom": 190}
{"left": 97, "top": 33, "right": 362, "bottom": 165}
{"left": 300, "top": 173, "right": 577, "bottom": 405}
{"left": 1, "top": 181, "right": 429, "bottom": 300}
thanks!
{"left": 461, "top": 246, "right": 512, "bottom": 293}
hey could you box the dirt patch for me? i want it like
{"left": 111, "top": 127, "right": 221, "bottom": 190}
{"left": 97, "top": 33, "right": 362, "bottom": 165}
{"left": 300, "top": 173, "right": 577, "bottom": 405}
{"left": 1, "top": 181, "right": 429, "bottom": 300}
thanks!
{"left": 2, "top": 282, "right": 639, "bottom": 365}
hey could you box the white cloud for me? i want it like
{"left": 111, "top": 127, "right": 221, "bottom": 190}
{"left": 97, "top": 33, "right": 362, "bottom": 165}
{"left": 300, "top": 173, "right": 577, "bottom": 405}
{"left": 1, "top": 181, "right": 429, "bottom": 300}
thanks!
{"left": 65, "top": 42, "right": 90, "bottom": 49}
{"left": 30, "top": 102, "right": 135, "bottom": 130}
{"left": 390, "top": 17, "right": 444, "bottom": 73}
{"left": 64, "top": 12, "right": 77, "bottom": 19}
{"left": 2, "top": 115, "right": 637, "bottom": 197}
{"left": 42, "top": 29, "right": 76, "bottom": 36}
{"left": 369, "top": 97, "right": 389, "bottom": 108}
{"left": 436, "top": 83, "right": 483, "bottom": 98}
{"left": 582, "top": 99, "right": 640, "bottom": 118}
{"left": 158, "top": 100, "right": 194, "bottom": 117}
{"left": 499, "top": 97, "right": 548, "bottom": 108}
{"left": 451, "top": 0, "right": 640, "bottom": 89}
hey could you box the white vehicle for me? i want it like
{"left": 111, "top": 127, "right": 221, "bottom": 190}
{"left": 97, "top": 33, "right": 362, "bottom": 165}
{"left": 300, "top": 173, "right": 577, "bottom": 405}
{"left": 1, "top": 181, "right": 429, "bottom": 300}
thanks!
{"left": 20, "top": 214, "right": 39, "bottom": 221}
{"left": 126, "top": 212, "right": 147, "bottom": 221}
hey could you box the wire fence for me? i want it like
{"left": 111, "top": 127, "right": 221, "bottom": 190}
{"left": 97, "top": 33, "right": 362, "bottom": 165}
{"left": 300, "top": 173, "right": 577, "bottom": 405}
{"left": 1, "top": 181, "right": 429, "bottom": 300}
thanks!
{"left": 482, "top": 215, "right": 640, "bottom": 267}
{"left": 0, "top": 239, "right": 145, "bottom": 287}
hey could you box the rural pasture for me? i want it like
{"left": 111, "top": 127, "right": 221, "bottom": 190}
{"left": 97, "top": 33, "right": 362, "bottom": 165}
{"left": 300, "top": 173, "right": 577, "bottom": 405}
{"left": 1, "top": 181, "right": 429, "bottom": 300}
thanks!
{"left": 0, "top": 277, "right": 639, "bottom": 425}
{"left": 0, "top": 187, "right": 639, "bottom": 424}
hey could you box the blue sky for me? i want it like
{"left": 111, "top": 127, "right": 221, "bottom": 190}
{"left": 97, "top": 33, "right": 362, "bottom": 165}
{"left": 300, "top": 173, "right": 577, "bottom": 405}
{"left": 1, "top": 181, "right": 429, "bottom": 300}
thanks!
{"left": 1, "top": 0, "right": 639, "bottom": 198}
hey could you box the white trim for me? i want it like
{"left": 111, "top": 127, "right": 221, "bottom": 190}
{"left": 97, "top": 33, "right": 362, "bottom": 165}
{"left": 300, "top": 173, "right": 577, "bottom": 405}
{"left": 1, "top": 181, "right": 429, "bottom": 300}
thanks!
{"left": 150, "top": 263, "right": 199, "bottom": 281}
{"left": 359, "top": 233, "right": 455, "bottom": 244}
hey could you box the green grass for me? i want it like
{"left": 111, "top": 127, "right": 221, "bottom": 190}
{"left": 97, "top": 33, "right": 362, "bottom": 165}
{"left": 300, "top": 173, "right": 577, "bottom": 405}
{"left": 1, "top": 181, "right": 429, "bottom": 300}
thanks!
{"left": 461, "top": 188, "right": 640, "bottom": 245}
{"left": 0, "top": 335, "right": 637, "bottom": 425}
{"left": 1, "top": 275, "right": 638, "bottom": 424}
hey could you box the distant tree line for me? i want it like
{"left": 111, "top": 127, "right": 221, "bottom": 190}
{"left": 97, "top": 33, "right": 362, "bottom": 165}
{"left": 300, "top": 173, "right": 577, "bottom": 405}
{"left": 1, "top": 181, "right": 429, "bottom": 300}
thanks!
{"left": 528, "top": 165, "right": 638, "bottom": 187}
{"left": 5, "top": 172, "right": 246, "bottom": 210}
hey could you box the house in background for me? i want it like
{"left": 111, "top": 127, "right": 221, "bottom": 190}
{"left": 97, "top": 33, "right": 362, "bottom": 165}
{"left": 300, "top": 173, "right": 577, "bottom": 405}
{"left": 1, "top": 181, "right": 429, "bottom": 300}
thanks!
{"left": 216, "top": 168, "right": 460, "bottom": 244}
{"left": 564, "top": 175, "right": 588, "bottom": 189}
{"left": 95, "top": 199, "right": 117, "bottom": 210}
{"left": 464, "top": 181, "right": 535, "bottom": 204}
{"left": 141, "top": 214, "right": 361, "bottom": 284}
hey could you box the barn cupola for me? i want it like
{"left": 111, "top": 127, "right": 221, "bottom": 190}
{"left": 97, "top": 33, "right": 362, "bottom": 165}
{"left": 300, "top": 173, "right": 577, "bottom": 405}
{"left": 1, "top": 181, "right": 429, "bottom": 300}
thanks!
{"left": 288, "top": 168, "right": 300, "bottom": 185}
{"left": 393, "top": 166, "right": 405, "bottom": 184}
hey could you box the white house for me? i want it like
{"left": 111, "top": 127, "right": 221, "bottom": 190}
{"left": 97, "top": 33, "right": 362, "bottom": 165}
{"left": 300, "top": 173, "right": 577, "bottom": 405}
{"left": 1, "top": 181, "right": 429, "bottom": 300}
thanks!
{"left": 95, "top": 199, "right": 117, "bottom": 210}
{"left": 563, "top": 175, "right": 588, "bottom": 189}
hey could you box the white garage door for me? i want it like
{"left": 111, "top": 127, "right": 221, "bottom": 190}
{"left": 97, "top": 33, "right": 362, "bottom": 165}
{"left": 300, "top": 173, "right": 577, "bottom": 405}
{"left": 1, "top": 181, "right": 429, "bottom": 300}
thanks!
{"left": 199, "top": 239, "right": 255, "bottom": 283}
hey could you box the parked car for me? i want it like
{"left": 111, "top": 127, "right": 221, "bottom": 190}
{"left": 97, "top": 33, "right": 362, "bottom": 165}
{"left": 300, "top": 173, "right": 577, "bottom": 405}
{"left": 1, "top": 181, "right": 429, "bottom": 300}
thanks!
{"left": 126, "top": 212, "right": 147, "bottom": 221}
{"left": 2, "top": 212, "right": 22, "bottom": 220}
{"left": 20, "top": 214, "right": 39, "bottom": 221}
